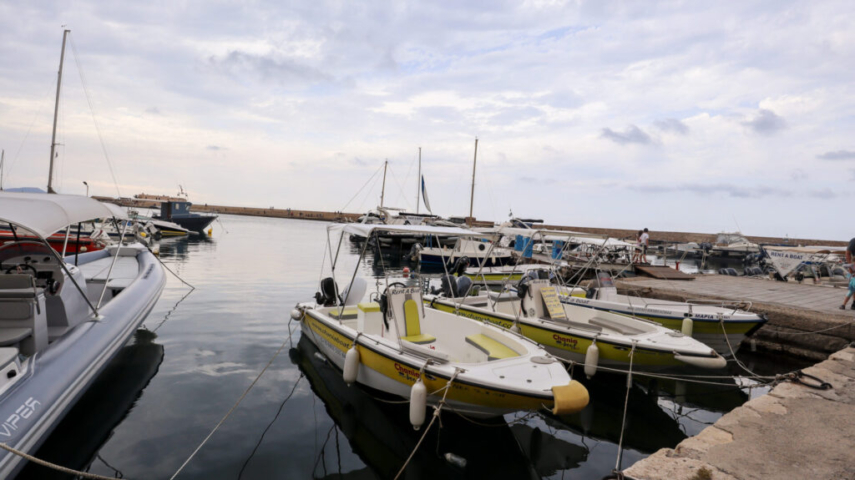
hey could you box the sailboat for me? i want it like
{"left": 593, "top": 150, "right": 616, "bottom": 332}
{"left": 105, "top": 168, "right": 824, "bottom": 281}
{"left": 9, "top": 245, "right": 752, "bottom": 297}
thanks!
{"left": 0, "top": 30, "right": 166, "bottom": 476}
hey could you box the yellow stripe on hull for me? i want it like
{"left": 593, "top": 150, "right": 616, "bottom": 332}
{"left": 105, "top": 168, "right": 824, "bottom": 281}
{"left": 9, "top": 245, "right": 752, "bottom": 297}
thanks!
{"left": 464, "top": 273, "right": 524, "bottom": 281}
{"left": 427, "top": 302, "right": 685, "bottom": 368}
{"left": 302, "top": 313, "right": 552, "bottom": 412}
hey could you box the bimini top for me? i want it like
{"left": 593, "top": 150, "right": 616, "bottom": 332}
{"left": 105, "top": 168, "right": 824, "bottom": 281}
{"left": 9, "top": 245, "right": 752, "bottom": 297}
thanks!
{"left": 329, "top": 222, "right": 476, "bottom": 238}
{"left": 0, "top": 192, "right": 127, "bottom": 238}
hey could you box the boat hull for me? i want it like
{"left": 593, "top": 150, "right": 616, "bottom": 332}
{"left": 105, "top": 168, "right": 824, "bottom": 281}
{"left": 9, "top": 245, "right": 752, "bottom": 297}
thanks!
{"left": 300, "top": 311, "right": 556, "bottom": 418}
{"left": 0, "top": 248, "right": 166, "bottom": 477}
{"left": 425, "top": 298, "right": 721, "bottom": 371}
{"left": 558, "top": 296, "right": 765, "bottom": 355}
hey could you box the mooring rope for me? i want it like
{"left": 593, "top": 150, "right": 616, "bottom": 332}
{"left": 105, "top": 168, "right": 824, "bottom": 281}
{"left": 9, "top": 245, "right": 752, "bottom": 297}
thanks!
{"left": 613, "top": 342, "right": 636, "bottom": 473}
{"left": 170, "top": 336, "right": 291, "bottom": 479}
{"left": 0, "top": 443, "right": 119, "bottom": 480}
{"left": 392, "top": 369, "right": 459, "bottom": 480}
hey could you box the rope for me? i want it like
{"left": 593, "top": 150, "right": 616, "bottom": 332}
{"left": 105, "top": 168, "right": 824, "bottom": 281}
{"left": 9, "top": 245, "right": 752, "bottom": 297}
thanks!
{"left": 613, "top": 342, "right": 635, "bottom": 472}
{"left": 68, "top": 34, "right": 122, "bottom": 198}
{"left": 392, "top": 369, "right": 459, "bottom": 480}
{"left": 149, "top": 246, "right": 196, "bottom": 290}
{"left": 341, "top": 163, "right": 384, "bottom": 212}
{"left": 238, "top": 374, "right": 305, "bottom": 479}
{"left": 170, "top": 336, "right": 291, "bottom": 479}
{"left": 0, "top": 443, "right": 119, "bottom": 480}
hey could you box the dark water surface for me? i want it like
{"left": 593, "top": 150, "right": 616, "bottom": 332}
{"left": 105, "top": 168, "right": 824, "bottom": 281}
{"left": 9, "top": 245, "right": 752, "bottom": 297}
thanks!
{"left": 19, "top": 216, "right": 811, "bottom": 479}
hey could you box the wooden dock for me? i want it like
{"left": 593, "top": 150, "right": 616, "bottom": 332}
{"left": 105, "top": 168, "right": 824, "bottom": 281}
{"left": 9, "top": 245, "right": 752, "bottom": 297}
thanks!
{"left": 616, "top": 275, "right": 855, "bottom": 360}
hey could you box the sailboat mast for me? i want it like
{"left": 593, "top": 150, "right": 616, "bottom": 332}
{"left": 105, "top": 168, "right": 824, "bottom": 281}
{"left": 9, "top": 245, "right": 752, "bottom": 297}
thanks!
{"left": 416, "top": 147, "right": 421, "bottom": 214}
{"left": 48, "top": 29, "right": 70, "bottom": 194}
{"left": 380, "top": 159, "right": 388, "bottom": 208}
{"left": 468, "top": 138, "right": 478, "bottom": 227}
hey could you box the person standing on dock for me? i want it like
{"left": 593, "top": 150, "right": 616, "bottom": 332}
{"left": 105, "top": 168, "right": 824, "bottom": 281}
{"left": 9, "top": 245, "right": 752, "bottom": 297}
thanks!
{"left": 640, "top": 228, "right": 650, "bottom": 263}
{"left": 841, "top": 264, "right": 855, "bottom": 310}
{"left": 632, "top": 230, "right": 643, "bottom": 264}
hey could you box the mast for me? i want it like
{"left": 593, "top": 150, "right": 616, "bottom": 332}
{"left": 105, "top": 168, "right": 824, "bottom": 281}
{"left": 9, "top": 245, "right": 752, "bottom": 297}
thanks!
{"left": 468, "top": 138, "right": 478, "bottom": 227}
{"left": 48, "top": 29, "right": 70, "bottom": 194}
{"left": 380, "top": 159, "right": 388, "bottom": 208}
{"left": 416, "top": 147, "right": 421, "bottom": 214}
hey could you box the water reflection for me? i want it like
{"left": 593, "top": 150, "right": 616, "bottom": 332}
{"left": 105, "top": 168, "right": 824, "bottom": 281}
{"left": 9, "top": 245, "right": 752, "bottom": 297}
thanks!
{"left": 20, "top": 330, "right": 164, "bottom": 479}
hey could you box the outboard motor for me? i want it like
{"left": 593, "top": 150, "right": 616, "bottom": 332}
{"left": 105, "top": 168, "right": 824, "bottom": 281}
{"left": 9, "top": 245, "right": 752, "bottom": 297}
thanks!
{"left": 408, "top": 243, "right": 423, "bottom": 262}
{"left": 315, "top": 277, "right": 341, "bottom": 306}
{"left": 456, "top": 276, "right": 474, "bottom": 297}
{"left": 452, "top": 256, "right": 471, "bottom": 277}
{"left": 439, "top": 275, "right": 458, "bottom": 298}
{"left": 516, "top": 276, "right": 532, "bottom": 299}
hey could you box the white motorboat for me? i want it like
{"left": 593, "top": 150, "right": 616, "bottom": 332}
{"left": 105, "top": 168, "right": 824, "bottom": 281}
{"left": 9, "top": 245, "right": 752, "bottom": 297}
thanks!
{"left": 425, "top": 273, "right": 727, "bottom": 373}
{"left": 0, "top": 192, "right": 165, "bottom": 476}
{"left": 558, "top": 274, "right": 766, "bottom": 355}
{"left": 292, "top": 223, "right": 589, "bottom": 421}
{"left": 711, "top": 232, "right": 760, "bottom": 256}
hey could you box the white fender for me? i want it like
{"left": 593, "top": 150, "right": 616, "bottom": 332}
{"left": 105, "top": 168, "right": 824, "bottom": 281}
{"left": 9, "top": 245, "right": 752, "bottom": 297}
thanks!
{"left": 290, "top": 309, "right": 303, "bottom": 320}
{"left": 584, "top": 342, "right": 599, "bottom": 379}
{"left": 681, "top": 317, "right": 694, "bottom": 337}
{"left": 343, "top": 346, "right": 360, "bottom": 386}
{"left": 674, "top": 352, "right": 727, "bottom": 370}
{"left": 410, "top": 379, "right": 427, "bottom": 430}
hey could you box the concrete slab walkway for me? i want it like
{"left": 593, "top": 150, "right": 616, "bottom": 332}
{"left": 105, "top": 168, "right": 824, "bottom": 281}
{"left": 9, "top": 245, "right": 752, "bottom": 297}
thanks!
{"left": 623, "top": 345, "right": 855, "bottom": 480}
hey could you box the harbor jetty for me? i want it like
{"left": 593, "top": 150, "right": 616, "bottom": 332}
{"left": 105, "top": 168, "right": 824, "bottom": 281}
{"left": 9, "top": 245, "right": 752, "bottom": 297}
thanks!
{"left": 94, "top": 195, "right": 844, "bottom": 247}
{"left": 617, "top": 277, "right": 855, "bottom": 361}
{"left": 623, "top": 345, "right": 855, "bottom": 480}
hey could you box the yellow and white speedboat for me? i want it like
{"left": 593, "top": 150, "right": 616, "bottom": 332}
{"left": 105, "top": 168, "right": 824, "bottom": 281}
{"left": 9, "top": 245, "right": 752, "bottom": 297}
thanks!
{"left": 292, "top": 224, "right": 589, "bottom": 422}
{"left": 425, "top": 275, "right": 727, "bottom": 374}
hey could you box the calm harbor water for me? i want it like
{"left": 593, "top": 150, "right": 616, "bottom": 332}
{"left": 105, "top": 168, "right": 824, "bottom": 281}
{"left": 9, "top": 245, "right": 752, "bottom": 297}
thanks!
{"left": 19, "top": 215, "right": 810, "bottom": 479}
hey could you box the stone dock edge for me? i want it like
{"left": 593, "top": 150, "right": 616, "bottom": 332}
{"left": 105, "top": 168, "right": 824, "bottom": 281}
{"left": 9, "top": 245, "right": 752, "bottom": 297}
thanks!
{"left": 623, "top": 345, "right": 855, "bottom": 480}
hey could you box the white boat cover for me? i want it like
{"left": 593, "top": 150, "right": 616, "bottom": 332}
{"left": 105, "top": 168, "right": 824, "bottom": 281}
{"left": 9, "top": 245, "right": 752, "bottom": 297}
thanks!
{"left": 0, "top": 192, "right": 128, "bottom": 238}
{"left": 484, "top": 226, "right": 635, "bottom": 248}
{"left": 329, "top": 223, "right": 476, "bottom": 238}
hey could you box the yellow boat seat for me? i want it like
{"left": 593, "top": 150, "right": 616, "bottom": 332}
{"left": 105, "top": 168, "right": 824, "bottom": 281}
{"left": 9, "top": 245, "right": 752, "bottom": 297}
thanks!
{"left": 401, "top": 299, "right": 435, "bottom": 345}
{"left": 465, "top": 334, "right": 520, "bottom": 361}
{"left": 329, "top": 307, "right": 359, "bottom": 320}
{"left": 358, "top": 302, "right": 381, "bottom": 313}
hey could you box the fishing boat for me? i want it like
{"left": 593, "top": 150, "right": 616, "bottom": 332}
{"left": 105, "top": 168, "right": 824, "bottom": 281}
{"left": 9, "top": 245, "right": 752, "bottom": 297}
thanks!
{"left": 424, "top": 271, "right": 727, "bottom": 373}
{"left": 0, "top": 191, "right": 165, "bottom": 477}
{"left": 291, "top": 223, "right": 589, "bottom": 422}
{"left": 149, "top": 187, "right": 216, "bottom": 235}
{"left": 558, "top": 273, "right": 767, "bottom": 355}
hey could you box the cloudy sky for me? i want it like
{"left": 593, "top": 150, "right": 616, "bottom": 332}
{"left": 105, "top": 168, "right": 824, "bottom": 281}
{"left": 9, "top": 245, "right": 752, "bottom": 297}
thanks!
{"left": 0, "top": 1, "right": 852, "bottom": 240}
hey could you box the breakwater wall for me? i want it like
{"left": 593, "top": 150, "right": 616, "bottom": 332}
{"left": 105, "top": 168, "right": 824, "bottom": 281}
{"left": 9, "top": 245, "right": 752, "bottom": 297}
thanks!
{"left": 94, "top": 196, "right": 845, "bottom": 246}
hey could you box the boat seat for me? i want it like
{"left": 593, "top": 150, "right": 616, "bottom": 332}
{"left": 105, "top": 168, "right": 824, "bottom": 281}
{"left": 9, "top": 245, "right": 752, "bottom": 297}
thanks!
{"left": 388, "top": 288, "right": 436, "bottom": 345}
{"left": 0, "top": 274, "right": 47, "bottom": 355}
{"left": 0, "top": 328, "right": 33, "bottom": 346}
{"left": 588, "top": 316, "right": 646, "bottom": 336}
{"left": 465, "top": 334, "right": 520, "bottom": 361}
{"left": 329, "top": 307, "right": 359, "bottom": 320}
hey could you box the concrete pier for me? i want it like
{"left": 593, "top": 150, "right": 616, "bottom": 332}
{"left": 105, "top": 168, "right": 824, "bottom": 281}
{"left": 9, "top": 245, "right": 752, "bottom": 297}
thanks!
{"left": 623, "top": 345, "right": 855, "bottom": 480}
{"left": 617, "top": 276, "right": 855, "bottom": 360}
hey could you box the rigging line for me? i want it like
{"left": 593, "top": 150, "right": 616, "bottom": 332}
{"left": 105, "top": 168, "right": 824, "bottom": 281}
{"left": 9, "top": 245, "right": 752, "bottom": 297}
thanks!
{"left": 386, "top": 163, "right": 413, "bottom": 210}
{"left": 355, "top": 164, "right": 386, "bottom": 214}
{"left": 238, "top": 374, "right": 305, "bottom": 479}
{"left": 68, "top": 33, "right": 122, "bottom": 198}
{"left": 341, "top": 163, "right": 383, "bottom": 212}
{"left": 6, "top": 81, "right": 55, "bottom": 180}
{"left": 396, "top": 153, "right": 418, "bottom": 208}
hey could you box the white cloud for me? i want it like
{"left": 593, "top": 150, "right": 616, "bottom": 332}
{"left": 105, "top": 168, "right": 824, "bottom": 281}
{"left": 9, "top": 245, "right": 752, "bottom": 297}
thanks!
{"left": 0, "top": 1, "right": 853, "bottom": 239}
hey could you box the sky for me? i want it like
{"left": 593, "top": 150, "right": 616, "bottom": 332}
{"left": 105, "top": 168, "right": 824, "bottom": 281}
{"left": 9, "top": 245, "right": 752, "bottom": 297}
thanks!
{"left": 0, "top": 1, "right": 853, "bottom": 240}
